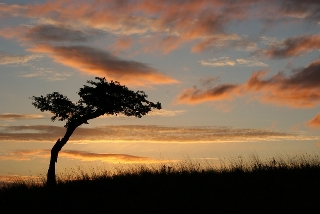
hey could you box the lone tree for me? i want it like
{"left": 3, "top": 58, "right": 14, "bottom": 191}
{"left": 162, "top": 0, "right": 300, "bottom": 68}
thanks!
{"left": 31, "top": 77, "right": 161, "bottom": 186}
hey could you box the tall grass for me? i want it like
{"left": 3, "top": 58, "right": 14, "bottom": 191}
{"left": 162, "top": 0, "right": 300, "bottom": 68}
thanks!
{"left": 1, "top": 153, "right": 320, "bottom": 213}
{"left": 2, "top": 153, "right": 320, "bottom": 188}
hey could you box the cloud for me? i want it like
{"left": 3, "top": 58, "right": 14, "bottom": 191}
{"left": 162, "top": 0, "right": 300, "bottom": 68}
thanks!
{"left": 100, "top": 109, "right": 186, "bottom": 118}
{"left": 200, "top": 57, "right": 236, "bottom": 67}
{"left": 0, "top": 125, "right": 65, "bottom": 142}
{"left": 307, "top": 114, "right": 320, "bottom": 129}
{"left": 263, "top": 34, "right": 320, "bottom": 58}
{"left": 24, "top": 24, "right": 94, "bottom": 43}
{"left": 0, "top": 124, "right": 313, "bottom": 143}
{"left": 0, "top": 3, "right": 27, "bottom": 17}
{"left": 191, "top": 34, "right": 241, "bottom": 53}
{"left": 147, "top": 109, "right": 186, "bottom": 117}
{"left": 177, "top": 84, "right": 241, "bottom": 105}
{"left": 0, "top": 113, "right": 46, "bottom": 120}
{"left": 20, "top": 69, "right": 72, "bottom": 81}
{"left": 112, "top": 36, "right": 133, "bottom": 50}
{"left": 236, "top": 59, "right": 268, "bottom": 67}
{"left": 178, "top": 59, "right": 320, "bottom": 108}
{"left": 0, "top": 24, "right": 177, "bottom": 85}
{"left": 199, "top": 77, "right": 220, "bottom": 87}
{"left": 28, "top": 44, "right": 177, "bottom": 86}
{"left": 245, "top": 60, "right": 320, "bottom": 107}
{"left": 276, "top": 0, "right": 320, "bottom": 22}
{"left": 0, "top": 52, "right": 41, "bottom": 65}
{"left": 60, "top": 150, "right": 151, "bottom": 163}
{"left": 1, "top": 1, "right": 319, "bottom": 55}
{"left": 0, "top": 149, "right": 154, "bottom": 163}
{"left": 200, "top": 57, "right": 268, "bottom": 67}
{"left": 0, "top": 1, "right": 251, "bottom": 53}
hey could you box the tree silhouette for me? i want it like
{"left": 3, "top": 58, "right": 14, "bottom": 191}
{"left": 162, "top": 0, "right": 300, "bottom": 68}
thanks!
{"left": 31, "top": 77, "right": 161, "bottom": 186}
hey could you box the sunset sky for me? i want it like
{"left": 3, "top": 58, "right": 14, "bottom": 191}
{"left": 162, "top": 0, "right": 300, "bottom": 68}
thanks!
{"left": 0, "top": 0, "right": 320, "bottom": 181}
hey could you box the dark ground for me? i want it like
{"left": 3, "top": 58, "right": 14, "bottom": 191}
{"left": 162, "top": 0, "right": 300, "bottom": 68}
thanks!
{"left": 1, "top": 167, "right": 320, "bottom": 213}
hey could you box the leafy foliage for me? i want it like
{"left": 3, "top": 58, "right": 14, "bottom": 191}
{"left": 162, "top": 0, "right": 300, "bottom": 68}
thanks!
{"left": 31, "top": 77, "right": 161, "bottom": 128}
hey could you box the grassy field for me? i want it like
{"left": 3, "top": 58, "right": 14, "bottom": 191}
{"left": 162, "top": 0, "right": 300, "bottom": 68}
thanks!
{"left": 1, "top": 154, "right": 320, "bottom": 213}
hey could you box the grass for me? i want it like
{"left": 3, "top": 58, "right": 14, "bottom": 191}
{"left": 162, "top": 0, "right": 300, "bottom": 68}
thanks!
{"left": 1, "top": 153, "right": 320, "bottom": 213}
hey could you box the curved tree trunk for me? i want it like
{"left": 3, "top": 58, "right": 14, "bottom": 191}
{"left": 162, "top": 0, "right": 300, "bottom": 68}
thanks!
{"left": 47, "top": 126, "right": 76, "bottom": 187}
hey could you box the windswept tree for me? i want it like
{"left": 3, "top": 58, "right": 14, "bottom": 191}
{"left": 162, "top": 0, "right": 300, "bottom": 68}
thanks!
{"left": 31, "top": 77, "right": 161, "bottom": 186}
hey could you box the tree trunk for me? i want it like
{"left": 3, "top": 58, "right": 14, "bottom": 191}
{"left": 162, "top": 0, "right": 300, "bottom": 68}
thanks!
{"left": 47, "top": 126, "right": 76, "bottom": 187}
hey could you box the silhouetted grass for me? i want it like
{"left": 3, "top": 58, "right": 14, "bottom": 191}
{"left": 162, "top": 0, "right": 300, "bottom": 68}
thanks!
{"left": 1, "top": 154, "right": 320, "bottom": 213}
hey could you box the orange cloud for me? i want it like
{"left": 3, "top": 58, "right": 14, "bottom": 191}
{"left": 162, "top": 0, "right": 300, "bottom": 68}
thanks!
{"left": 29, "top": 44, "right": 177, "bottom": 86}
{"left": 177, "top": 59, "right": 320, "bottom": 108}
{"left": 0, "top": 149, "right": 48, "bottom": 161}
{"left": 264, "top": 34, "right": 320, "bottom": 58}
{"left": 307, "top": 114, "right": 320, "bottom": 129}
{"left": 60, "top": 150, "right": 151, "bottom": 163}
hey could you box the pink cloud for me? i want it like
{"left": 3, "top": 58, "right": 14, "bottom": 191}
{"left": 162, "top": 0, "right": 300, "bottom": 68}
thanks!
{"left": 264, "top": 34, "right": 320, "bottom": 58}
{"left": 177, "top": 59, "right": 320, "bottom": 108}
{"left": 177, "top": 84, "right": 241, "bottom": 105}
{"left": 245, "top": 60, "right": 320, "bottom": 107}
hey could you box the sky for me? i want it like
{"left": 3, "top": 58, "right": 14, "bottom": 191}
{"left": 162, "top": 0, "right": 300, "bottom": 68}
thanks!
{"left": 0, "top": 0, "right": 320, "bottom": 181}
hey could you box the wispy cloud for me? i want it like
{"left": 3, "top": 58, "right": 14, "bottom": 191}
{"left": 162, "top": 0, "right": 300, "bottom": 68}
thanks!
{"left": 236, "top": 59, "right": 268, "bottom": 67}
{"left": 20, "top": 69, "right": 72, "bottom": 81}
{"left": 100, "top": 109, "right": 186, "bottom": 118}
{"left": 0, "top": 113, "right": 46, "bottom": 120}
{"left": 0, "top": 149, "right": 157, "bottom": 163}
{"left": 200, "top": 57, "right": 268, "bottom": 67}
{"left": 200, "top": 57, "right": 236, "bottom": 67}
{"left": 0, "top": 125, "right": 315, "bottom": 143}
{"left": 0, "top": 52, "right": 41, "bottom": 65}
{"left": 178, "top": 59, "right": 320, "bottom": 108}
{"left": 147, "top": 109, "right": 186, "bottom": 117}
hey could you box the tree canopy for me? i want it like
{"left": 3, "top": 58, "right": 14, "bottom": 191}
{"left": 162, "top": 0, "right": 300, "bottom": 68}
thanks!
{"left": 31, "top": 77, "right": 161, "bottom": 128}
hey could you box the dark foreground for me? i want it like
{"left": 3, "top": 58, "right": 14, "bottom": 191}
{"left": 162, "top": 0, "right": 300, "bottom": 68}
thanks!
{"left": 1, "top": 163, "right": 320, "bottom": 213}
